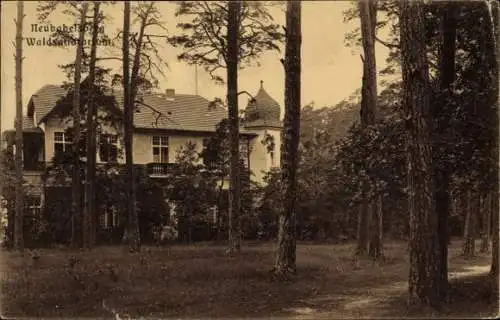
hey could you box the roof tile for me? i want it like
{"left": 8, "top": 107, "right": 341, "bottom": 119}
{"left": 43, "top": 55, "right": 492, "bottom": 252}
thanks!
{"left": 27, "top": 84, "right": 269, "bottom": 135}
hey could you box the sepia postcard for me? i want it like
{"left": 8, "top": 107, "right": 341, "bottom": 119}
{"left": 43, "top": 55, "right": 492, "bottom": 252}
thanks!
{"left": 0, "top": 1, "right": 498, "bottom": 319}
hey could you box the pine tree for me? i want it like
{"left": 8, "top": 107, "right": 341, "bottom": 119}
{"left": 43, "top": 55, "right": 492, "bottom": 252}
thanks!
{"left": 274, "top": 0, "right": 301, "bottom": 279}
{"left": 400, "top": 0, "right": 441, "bottom": 307}
{"left": 14, "top": 0, "right": 25, "bottom": 252}
{"left": 170, "top": 1, "right": 283, "bottom": 253}
{"left": 434, "top": 1, "right": 457, "bottom": 299}
{"left": 226, "top": 1, "right": 242, "bottom": 252}
{"left": 70, "top": 2, "right": 89, "bottom": 248}
{"left": 84, "top": 2, "right": 101, "bottom": 249}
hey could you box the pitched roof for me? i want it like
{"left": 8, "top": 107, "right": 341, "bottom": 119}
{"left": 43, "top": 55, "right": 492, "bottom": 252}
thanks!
{"left": 23, "top": 116, "right": 35, "bottom": 130}
{"left": 28, "top": 84, "right": 67, "bottom": 123}
{"left": 22, "top": 116, "right": 43, "bottom": 133}
{"left": 252, "top": 83, "right": 280, "bottom": 110}
{"left": 26, "top": 84, "right": 257, "bottom": 134}
{"left": 131, "top": 93, "right": 228, "bottom": 132}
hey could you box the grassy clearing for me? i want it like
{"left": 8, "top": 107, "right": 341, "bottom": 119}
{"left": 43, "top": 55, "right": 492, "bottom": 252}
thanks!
{"left": 1, "top": 240, "right": 497, "bottom": 318}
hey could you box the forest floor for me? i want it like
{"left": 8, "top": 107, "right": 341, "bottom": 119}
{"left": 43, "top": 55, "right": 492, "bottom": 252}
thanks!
{"left": 1, "top": 240, "right": 498, "bottom": 319}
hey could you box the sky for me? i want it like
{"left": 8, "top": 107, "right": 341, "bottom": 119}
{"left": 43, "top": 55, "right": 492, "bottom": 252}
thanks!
{"left": 1, "top": 1, "right": 390, "bottom": 131}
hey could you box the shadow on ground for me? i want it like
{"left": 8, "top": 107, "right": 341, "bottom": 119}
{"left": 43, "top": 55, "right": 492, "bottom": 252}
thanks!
{"left": 375, "top": 274, "right": 499, "bottom": 319}
{"left": 1, "top": 241, "right": 498, "bottom": 319}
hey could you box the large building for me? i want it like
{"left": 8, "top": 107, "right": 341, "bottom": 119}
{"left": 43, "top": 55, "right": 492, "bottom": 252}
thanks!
{"left": 2, "top": 80, "right": 282, "bottom": 234}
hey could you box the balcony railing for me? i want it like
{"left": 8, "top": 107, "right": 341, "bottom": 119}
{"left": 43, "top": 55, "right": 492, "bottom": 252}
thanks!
{"left": 147, "top": 163, "right": 181, "bottom": 177}
{"left": 146, "top": 162, "right": 249, "bottom": 181}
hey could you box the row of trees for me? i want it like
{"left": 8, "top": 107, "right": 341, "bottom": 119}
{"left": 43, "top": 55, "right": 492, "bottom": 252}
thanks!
{"left": 6, "top": 1, "right": 287, "bottom": 255}
{"left": 343, "top": 0, "right": 498, "bottom": 307}
{"left": 260, "top": 0, "right": 499, "bottom": 306}
{"left": 5, "top": 0, "right": 498, "bottom": 307}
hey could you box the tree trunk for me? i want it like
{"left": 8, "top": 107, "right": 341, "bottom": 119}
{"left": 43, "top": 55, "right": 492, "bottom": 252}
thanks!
{"left": 123, "top": 1, "right": 141, "bottom": 252}
{"left": 434, "top": 1, "right": 457, "bottom": 300}
{"left": 480, "top": 192, "right": 492, "bottom": 253}
{"left": 14, "top": 0, "right": 24, "bottom": 252}
{"left": 369, "top": 193, "right": 383, "bottom": 260}
{"left": 356, "top": 199, "right": 370, "bottom": 254}
{"left": 216, "top": 178, "right": 225, "bottom": 242}
{"left": 491, "top": 189, "right": 499, "bottom": 277}
{"left": 463, "top": 189, "right": 476, "bottom": 258}
{"left": 0, "top": 3, "right": 3, "bottom": 245}
{"left": 274, "top": 0, "right": 301, "bottom": 279}
{"left": 70, "top": 3, "right": 88, "bottom": 249}
{"left": 356, "top": 0, "right": 378, "bottom": 257}
{"left": 400, "top": 0, "right": 441, "bottom": 308}
{"left": 84, "top": 2, "right": 100, "bottom": 249}
{"left": 226, "top": 0, "right": 242, "bottom": 254}
{"left": 483, "top": 0, "right": 499, "bottom": 281}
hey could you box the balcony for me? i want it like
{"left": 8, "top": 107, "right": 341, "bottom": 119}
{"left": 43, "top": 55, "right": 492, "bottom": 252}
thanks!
{"left": 147, "top": 163, "right": 181, "bottom": 177}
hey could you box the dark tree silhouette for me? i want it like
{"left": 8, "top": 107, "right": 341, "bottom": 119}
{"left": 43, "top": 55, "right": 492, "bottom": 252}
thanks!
{"left": 400, "top": 0, "right": 441, "bottom": 308}
{"left": 274, "top": 0, "right": 301, "bottom": 279}
{"left": 14, "top": 0, "right": 25, "bottom": 252}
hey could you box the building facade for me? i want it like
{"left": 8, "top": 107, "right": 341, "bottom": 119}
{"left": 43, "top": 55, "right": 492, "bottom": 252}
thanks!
{"left": 2, "top": 80, "right": 282, "bottom": 235}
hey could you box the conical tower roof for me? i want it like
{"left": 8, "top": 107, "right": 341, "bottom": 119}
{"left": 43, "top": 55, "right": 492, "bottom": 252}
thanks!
{"left": 244, "top": 81, "right": 282, "bottom": 128}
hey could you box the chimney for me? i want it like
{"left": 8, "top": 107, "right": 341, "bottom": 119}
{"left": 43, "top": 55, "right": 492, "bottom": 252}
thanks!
{"left": 165, "top": 88, "right": 175, "bottom": 101}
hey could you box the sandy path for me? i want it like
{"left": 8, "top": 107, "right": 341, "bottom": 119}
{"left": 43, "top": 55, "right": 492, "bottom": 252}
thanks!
{"left": 285, "top": 264, "right": 492, "bottom": 319}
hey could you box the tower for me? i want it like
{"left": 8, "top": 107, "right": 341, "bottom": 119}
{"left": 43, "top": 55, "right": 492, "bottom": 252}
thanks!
{"left": 243, "top": 80, "right": 282, "bottom": 185}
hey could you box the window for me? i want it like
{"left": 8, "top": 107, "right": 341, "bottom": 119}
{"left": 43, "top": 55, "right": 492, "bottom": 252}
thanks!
{"left": 211, "top": 206, "right": 218, "bottom": 224}
{"left": 25, "top": 195, "right": 42, "bottom": 216}
{"left": 270, "top": 145, "right": 276, "bottom": 167}
{"left": 99, "top": 134, "right": 118, "bottom": 162}
{"left": 240, "top": 140, "right": 249, "bottom": 167}
{"left": 100, "top": 207, "right": 119, "bottom": 229}
{"left": 152, "top": 136, "right": 168, "bottom": 163}
{"left": 54, "top": 131, "right": 72, "bottom": 157}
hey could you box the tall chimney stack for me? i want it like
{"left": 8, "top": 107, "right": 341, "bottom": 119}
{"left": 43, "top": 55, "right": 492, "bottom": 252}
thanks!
{"left": 165, "top": 89, "right": 175, "bottom": 101}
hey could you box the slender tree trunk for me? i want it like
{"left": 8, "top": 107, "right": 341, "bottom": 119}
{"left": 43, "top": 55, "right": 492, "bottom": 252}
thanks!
{"left": 14, "top": 0, "right": 24, "bottom": 252}
{"left": 483, "top": 0, "right": 499, "bottom": 281}
{"left": 122, "top": 1, "right": 141, "bottom": 252}
{"left": 357, "top": 0, "right": 378, "bottom": 257}
{"left": 480, "top": 192, "right": 492, "bottom": 253}
{"left": 124, "top": 2, "right": 152, "bottom": 252}
{"left": 0, "top": 3, "right": 2, "bottom": 243}
{"left": 463, "top": 189, "right": 476, "bottom": 258}
{"left": 490, "top": 189, "right": 499, "bottom": 277}
{"left": 356, "top": 199, "right": 370, "bottom": 254}
{"left": 489, "top": 204, "right": 498, "bottom": 278}
{"left": 226, "top": 0, "right": 242, "bottom": 254}
{"left": 434, "top": 1, "right": 457, "bottom": 300}
{"left": 122, "top": 0, "right": 131, "bottom": 245}
{"left": 70, "top": 3, "right": 88, "bottom": 249}
{"left": 369, "top": 193, "right": 383, "bottom": 260}
{"left": 216, "top": 177, "right": 225, "bottom": 242}
{"left": 400, "top": 0, "right": 441, "bottom": 308}
{"left": 84, "top": 2, "right": 100, "bottom": 249}
{"left": 274, "top": 0, "right": 301, "bottom": 278}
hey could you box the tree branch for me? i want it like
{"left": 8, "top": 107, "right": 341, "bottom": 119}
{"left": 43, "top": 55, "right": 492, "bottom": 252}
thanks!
{"left": 237, "top": 90, "right": 256, "bottom": 102}
{"left": 95, "top": 57, "right": 123, "bottom": 62}
{"left": 134, "top": 99, "right": 180, "bottom": 126}
{"left": 375, "top": 36, "right": 399, "bottom": 49}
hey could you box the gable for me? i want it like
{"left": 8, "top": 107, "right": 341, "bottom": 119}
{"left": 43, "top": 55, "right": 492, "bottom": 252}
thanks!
{"left": 27, "top": 84, "right": 67, "bottom": 125}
